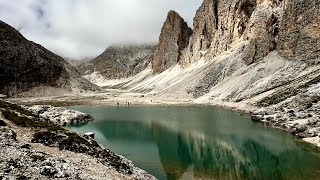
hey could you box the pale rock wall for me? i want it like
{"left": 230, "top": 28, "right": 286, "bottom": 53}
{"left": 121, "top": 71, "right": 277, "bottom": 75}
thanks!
{"left": 151, "top": 10, "right": 193, "bottom": 73}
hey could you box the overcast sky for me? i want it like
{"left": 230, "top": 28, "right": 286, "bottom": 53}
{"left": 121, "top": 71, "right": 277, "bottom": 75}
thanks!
{"left": 0, "top": 0, "right": 202, "bottom": 59}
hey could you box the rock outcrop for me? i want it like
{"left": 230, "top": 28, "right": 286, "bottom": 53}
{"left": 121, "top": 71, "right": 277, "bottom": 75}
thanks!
{"left": 181, "top": 0, "right": 279, "bottom": 66}
{"left": 179, "top": 0, "right": 319, "bottom": 67}
{"left": 27, "top": 105, "right": 94, "bottom": 126}
{"left": 0, "top": 100, "right": 156, "bottom": 179}
{"left": 0, "top": 21, "right": 100, "bottom": 97}
{"left": 151, "top": 10, "right": 193, "bottom": 73}
{"left": 277, "top": 0, "right": 320, "bottom": 63}
{"left": 83, "top": 44, "right": 155, "bottom": 79}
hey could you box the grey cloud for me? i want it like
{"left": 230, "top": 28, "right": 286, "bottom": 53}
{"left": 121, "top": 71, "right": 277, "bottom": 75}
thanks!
{"left": 0, "top": 0, "right": 203, "bottom": 59}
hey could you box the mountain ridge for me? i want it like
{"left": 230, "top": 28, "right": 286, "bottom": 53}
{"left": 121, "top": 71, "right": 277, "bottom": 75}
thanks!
{"left": 0, "top": 20, "right": 100, "bottom": 97}
{"left": 79, "top": 43, "right": 156, "bottom": 81}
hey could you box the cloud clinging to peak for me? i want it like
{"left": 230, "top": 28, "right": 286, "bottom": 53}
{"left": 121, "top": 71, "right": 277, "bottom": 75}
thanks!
{"left": 0, "top": 0, "right": 202, "bottom": 59}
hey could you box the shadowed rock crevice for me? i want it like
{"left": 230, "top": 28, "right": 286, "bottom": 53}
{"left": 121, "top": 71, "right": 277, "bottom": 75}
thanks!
{"left": 214, "top": 0, "right": 219, "bottom": 30}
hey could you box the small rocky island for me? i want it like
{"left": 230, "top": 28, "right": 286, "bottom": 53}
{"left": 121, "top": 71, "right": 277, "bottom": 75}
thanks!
{"left": 0, "top": 100, "right": 155, "bottom": 179}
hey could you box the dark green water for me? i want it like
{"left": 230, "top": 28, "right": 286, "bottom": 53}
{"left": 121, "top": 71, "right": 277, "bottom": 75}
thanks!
{"left": 66, "top": 105, "right": 320, "bottom": 180}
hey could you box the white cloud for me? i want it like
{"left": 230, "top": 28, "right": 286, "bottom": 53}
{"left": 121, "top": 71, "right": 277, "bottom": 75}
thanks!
{"left": 0, "top": 0, "right": 203, "bottom": 59}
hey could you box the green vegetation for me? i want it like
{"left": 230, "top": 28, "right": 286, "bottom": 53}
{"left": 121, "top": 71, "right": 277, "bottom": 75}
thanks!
{"left": 0, "top": 119, "right": 7, "bottom": 126}
{"left": 0, "top": 100, "right": 133, "bottom": 174}
{"left": 0, "top": 100, "right": 34, "bottom": 116}
{"left": 32, "top": 131, "right": 61, "bottom": 146}
{"left": 2, "top": 110, "right": 61, "bottom": 131}
{"left": 30, "top": 154, "right": 45, "bottom": 162}
{"left": 0, "top": 100, "right": 61, "bottom": 131}
{"left": 31, "top": 130, "right": 131, "bottom": 173}
{"left": 32, "top": 130, "right": 99, "bottom": 153}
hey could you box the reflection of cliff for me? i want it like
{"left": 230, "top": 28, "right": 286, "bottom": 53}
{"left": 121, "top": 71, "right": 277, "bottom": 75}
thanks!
{"left": 151, "top": 123, "right": 320, "bottom": 180}
{"left": 93, "top": 120, "right": 320, "bottom": 180}
{"left": 151, "top": 123, "right": 192, "bottom": 180}
{"left": 94, "top": 120, "right": 153, "bottom": 142}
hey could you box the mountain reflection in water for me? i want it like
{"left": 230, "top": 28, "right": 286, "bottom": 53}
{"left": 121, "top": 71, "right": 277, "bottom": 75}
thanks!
{"left": 66, "top": 106, "right": 320, "bottom": 180}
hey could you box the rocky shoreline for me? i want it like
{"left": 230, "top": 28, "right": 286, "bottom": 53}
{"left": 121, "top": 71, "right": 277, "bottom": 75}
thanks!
{"left": 26, "top": 105, "right": 94, "bottom": 126}
{"left": 7, "top": 90, "right": 320, "bottom": 150}
{"left": 250, "top": 92, "right": 320, "bottom": 148}
{"left": 0, "top": 100, "right": 156, "bottom": 179}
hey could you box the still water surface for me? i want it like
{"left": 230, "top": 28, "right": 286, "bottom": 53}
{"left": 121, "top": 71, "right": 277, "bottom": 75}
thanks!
{"left": 66, "top": 105, "right": 320, "bottom": 180}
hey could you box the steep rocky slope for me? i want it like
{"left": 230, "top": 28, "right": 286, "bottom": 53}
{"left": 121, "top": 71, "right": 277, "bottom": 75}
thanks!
{"left": 81, "top": 44, "right": 155, "bottom": 82}
{"left": 277, "top": 0, "right": 319, "bottom": 63}
{"left": 151, "top": 10, "right": 193, "bottom": 73}
{"left": 89, "top": 0, "right": 319, "bottom": 146}
{"left": 0, "top": 21, "right": 100, "bottom": 97}
{"left": 65, "top": 57, "right": 93, "bottom": 68}
{"left": 94, "top": 0, "right": 319, "bottom": 96}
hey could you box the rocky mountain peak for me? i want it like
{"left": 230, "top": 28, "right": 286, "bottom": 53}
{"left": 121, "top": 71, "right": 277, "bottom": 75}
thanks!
{"left": 180, "top": 0, "right": 305, "bottom": 66}
{"left": 80, "top": 43, "right": 155, "bottom": 80}
{"left": 0, "top": 21, "right": 25, "bottom": 43}
{"left": 151, "top": 10, "right": 193, "bottom": 73}
{"left": 193, "top": 0, "right": 218, "bottom": 48}
{"left": 0, "top": 20, "right": 99, "bottom": 97}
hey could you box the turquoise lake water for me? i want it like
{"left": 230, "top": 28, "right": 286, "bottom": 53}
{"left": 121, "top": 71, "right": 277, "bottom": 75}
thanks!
{"left": 66, "top": 105, "right": 320, "bottom": 180}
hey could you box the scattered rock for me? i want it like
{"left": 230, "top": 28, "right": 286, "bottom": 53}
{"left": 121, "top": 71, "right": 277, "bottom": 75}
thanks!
{"left": 27, "top": 105, "right": 93, "bottom": 126}
{"left": 251, "top": 115, "right": 261, "bottom": 122}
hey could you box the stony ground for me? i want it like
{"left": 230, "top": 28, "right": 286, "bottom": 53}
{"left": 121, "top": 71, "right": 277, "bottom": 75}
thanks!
{"left": 251, "top": 88, "right": 320, "bottom": 147}
{"left": 0, "top": 100, "right": 156, "bottom": 180}
{"left": 27, "top": 105, "right": 94, "bottom": 126}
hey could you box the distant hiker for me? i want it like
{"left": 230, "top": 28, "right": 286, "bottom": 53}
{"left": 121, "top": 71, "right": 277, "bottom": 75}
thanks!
{"left": 117, "top": 102, "right": 119, "bottom": 106}
{"left": 151, "top": 100, "right": 153, "bottom": 102}
{"left": 127, "top": 102, "right": 130, "bottom": 106}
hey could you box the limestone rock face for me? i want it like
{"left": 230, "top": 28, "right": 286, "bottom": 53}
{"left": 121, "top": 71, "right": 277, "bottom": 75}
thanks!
{"left": 0, "top": 21, "right": 99, "bottom": 97}
{"left": 85, "top": 44, "right": 155, "bottom": 79}
{"left": 278, "top": 0, "right": 320, "bottom": 63}
{"left": 180, "top": 0, "right": 319, "bottom": 67}
{"left": 151, "top": 10, "right": 193, "bottom": 73}
{"left": 181, "top": 0, "right": 285, "bottom": 66}
{"left": 180, "top": 0, "right": 219, "bottom": 66}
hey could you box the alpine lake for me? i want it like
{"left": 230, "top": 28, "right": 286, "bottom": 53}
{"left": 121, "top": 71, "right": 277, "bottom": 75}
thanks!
{"left": 66, "top": 105, "right": 320, "bottom": 180}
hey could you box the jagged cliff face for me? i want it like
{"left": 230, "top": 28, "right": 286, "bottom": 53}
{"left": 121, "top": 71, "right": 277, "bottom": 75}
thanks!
{"left": 82, "top": 0, "right": 318, "bottom": 88}
{"left": 106, "top": 0, "right": 319, "bottom": 104}
{"left": 181, "top": 0, "right": 282, "bottom": 66}
{"left": 84, "top": 44, "right": 155, "bottom": 79}
{"left": 278, "top": 0, "right": 320, "bottom": 63}
{"left": 0, "top": 21, "right": 99, "bottom": 97}
{"left": 181, "top": 0, "right": 219, "bottom": 66}
{"left": 151, "top": 10, "right": 193, "bottom": 73}
{"left": 152, "top": 0, "right": 319, "bottom": 69}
